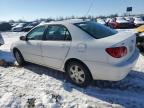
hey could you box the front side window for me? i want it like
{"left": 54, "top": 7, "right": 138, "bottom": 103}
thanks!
{"left": 75, "top": 21, "right": 118, "bottom": 39}
{"left": 45, "top": 25, "right": 71, "bottom": 41}
{"left": 27, "top": 26, "right": 46, "bottom": 40}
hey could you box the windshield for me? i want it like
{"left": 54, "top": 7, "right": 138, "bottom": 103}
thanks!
{"left": 74, "top": 21, "right": 118, "bottom": 39}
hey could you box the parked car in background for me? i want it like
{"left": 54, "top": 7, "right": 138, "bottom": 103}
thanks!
{"left": 107, "top": 18, "right": 117, "bottom": 28}
{"left": 134, "top": 17, "right": 144, "bottom": 27}
{"left": 22, "top": 22, "right": 39, "bottom": 32}
{"left": 0, "top": 22, "right": 12, "bottom": 31}
{"left": 125, "top": 16, "right": 134, "bottom": 23}
{"left": 0, "top": 33, "right": 4, "bottom": 46}
{"left": 142, "top": 16, "right": 144, "bottom": 21}
{"left": 96, "top": 18, "right": 106, "bottom": 25}
{"left": 105, "top": 18, "right": 112, "bottom": 26}
{"left": 11, "top": 20, "right": 139, "bottom": 87}
{"left": 11, "top": 23, "right": 19, "bottom": 28}
{"left": 11, "top": 23, "right": 27, "bottom": 32}
{"left": 135, "top": 25, "right": 144, "bottom": 52}
{"left": 108, "top": 17, "right": 134, "bottom": 29}
{"left": 105, "top": 18, "right": 111, "bottom": 23}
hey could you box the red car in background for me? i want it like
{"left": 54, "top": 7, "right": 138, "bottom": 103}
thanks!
{"left": 107, "top": 17, "right": 134, "bottom": 29}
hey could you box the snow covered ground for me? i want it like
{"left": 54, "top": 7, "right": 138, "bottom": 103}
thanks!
{"left": 0, "top": 32, "right": 144, "bottom": 108}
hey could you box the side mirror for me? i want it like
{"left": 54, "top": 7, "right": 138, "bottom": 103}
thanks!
{"left": 20, "top": 36, "right": 27, "bottom": 41}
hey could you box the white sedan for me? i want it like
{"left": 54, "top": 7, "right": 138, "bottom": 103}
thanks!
{"left": 11, "top": 21, "right": 139, "bottom": 87}
{"left": 11, "top": 23, "right": 26, "bottom": 32}
{"left": 0, "top": 33, "right": 4, "bottom": 46}
{"left": 134, "top": 17, "right": 144, "bottom": 27}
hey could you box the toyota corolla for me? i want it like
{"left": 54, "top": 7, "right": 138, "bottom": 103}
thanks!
{"left": 11, "top": 20, "right": 139, "bottom": 87}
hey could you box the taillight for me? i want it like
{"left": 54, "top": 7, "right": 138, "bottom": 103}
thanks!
{"left": 106, "top": 46, "right": 127, "bottom": 58}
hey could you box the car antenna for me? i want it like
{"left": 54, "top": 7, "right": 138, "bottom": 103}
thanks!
{"left": 84, "top": 0, "right": 95, "bottom": 21}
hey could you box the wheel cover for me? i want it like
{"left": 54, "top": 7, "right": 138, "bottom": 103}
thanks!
{"left": 15, "top": 51, "right": 21, "bottom": 63}
{"left": 69, "top": 65, "right": 85, "bottom": 84}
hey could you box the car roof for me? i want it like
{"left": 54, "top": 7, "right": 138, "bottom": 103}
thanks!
{"left": 38, "top": 19, "right": 89, "bottom": 26}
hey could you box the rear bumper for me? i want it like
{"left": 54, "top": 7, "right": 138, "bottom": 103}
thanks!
{"left": 84, "top": 49, "right": 140, "bottom": 81}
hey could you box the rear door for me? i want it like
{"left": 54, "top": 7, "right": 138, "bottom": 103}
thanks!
{"left": 41, "top": 25, "right": 71, "bottom": 68}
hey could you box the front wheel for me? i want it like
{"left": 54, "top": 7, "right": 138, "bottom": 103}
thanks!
{"left": 13, "top": 49, "right": 25, "bottom": 66}
{"left": 66, "top": 61, "right": 92, "bottom": 87}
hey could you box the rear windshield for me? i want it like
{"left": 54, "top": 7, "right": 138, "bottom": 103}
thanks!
{"left": 74, "top": 21, "right": 118, "bottom": 39}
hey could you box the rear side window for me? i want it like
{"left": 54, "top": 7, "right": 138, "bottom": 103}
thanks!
{"left": 75, "top": 21, "right": 118, "bottom": 39}
{"left": 45, "top": 25, "right": 71, "bottom": 41}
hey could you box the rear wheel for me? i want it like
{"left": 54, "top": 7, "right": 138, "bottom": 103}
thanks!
{"left": 66, "top": 61, "right": 92, "bottom": 87}
{"left": 13, "top": 49, "right": 25, "bottom": 66}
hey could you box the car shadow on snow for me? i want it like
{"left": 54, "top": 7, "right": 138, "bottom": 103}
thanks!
{"left": 24, "top": 63, "right": 144, "bottom": 108}
{"left": 86, "top": 70, "right": 144, "bottom": 108}
{"left": 24, "top": 63, "right": 66, "bottom": 81}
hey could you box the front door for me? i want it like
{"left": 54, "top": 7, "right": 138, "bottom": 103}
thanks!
{"left": 21, "top": 25, "right": 46, "bottom": 64}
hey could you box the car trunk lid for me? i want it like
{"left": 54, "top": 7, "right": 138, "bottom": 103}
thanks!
{"left": 99, "top": 31, "right": 136, "bottom": 64}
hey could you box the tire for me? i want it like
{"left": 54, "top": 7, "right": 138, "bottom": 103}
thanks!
{"left": 66, "top": 61, "right": 92, "bottom": 87}
{"left": 13, "top": 49, "right": 25, "bottom": 66}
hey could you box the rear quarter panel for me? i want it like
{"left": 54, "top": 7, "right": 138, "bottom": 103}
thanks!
{"left": 63, "top": 24, "right": 109, "bottom": 68}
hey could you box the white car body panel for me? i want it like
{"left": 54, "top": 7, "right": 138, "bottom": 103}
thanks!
{"left": 12, "top": 40, "right": 43, "bottom": 65}
{"left": 11, "top": 21, "right": 139, "bottom": 81}
{"left": 83, "top": 49, "right": 139, "bottom": 81}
